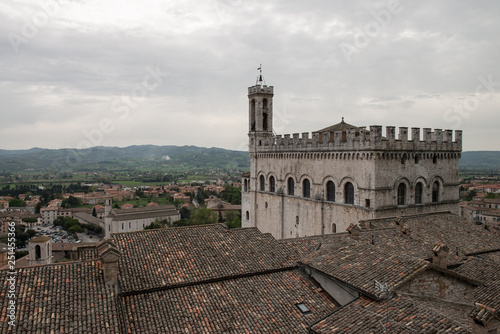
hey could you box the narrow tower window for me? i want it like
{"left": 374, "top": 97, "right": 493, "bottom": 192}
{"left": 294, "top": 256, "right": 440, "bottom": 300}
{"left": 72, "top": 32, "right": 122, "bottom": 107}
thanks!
{"left": 269, "top": 176, "right": 275, "bottom": 193}
{"left": 288, "top": 178, "right": 295, "bottom": 196}
{"left": 345, "top": 182, "right": 354, "bottom": 205}
{"left": 415, "top": 182, "right": 423, "bottom": 204}
{"left": 259, "top": 175, "right": 265, "bottom": 191}
{"left": 397, "top": 183, "right": 406, "bottom": 205}
{"left": 432, "top": 181, "right": 440, "bottom": 203}
{"left": 303, "top": 179, "right": 311, "bottom": 198}
{"left": 262, "top": 99, "right": 268, "bottom": 130}
{"left": 326, "top": 181, "right": 335, "bottom": 202}
{"left": 250, "top": 99, "right": 256, "bottom": 131}
{"left": 35, "top": 245, "right": 41, "bottom": 260}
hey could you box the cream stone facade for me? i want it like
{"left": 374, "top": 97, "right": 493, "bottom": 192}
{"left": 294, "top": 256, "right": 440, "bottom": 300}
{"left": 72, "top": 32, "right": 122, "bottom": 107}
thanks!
{"left": 242, "top": 76, "right": 462, "bottom": 240}
{"left": 103, "top": 198, "right": 180, "bottom": 238}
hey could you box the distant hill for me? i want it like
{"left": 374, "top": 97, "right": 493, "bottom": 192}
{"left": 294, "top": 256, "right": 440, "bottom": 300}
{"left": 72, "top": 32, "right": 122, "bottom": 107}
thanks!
{"left": 459, "top": 151, "right": 500, "bottom": 171}
{"left": 0, "top": 147, "right": 498, "bottom": 173}
{"left": 0, "top": 145, "right": 250, "bottom": 172}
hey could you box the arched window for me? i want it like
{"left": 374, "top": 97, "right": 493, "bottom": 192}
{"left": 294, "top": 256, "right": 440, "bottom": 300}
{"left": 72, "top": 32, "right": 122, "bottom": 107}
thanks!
{"left": 244, "top": 179, "right": 248, "bottom": 192}
{"left": 432, "top": 181, "right": 440, "bottom": 202}
{"left": 415, "top": 182, "right": 423, "bottom": 204}
{"left": 332, "top": 223, "right": 337, "bottom": 233}
{"left": 326, "top": 181, "right": 335, "bottom": 202}
{"left": 259, "top": 175, "right": 265, "bottom": 191}
{"left": 269, "top": 176, "right": 275, "bottom": 193}
{"left": 303, "top": 179, "right": 311, "bottom": 198}
{"left": 245, "top": 211, "right": 249, "bottom": 220}
{"left": 345, "top": 182, "right": 354, "bottom": 204}
{"left": 288, "top": 178, "right": 295, "bottom": 196}
{"left": 35, "top": 245, "right": 41, "bottom": 260}
{"left": 263, "top": 98, "right": 268, "bottom": 109}
{"left": 250, "top": 99, "right": 256, "bottom": 131}
{"left": 397, "top": 183, "right": 406, "bottom": 205}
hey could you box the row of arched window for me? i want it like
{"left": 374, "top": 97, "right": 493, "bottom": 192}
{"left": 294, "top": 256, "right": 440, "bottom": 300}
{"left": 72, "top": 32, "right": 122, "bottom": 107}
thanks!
{"left": 397, "top": 181, "right": 441, "bottom": 205}
{"left": 247, "top": 174, "right": 444, "bottom": 206}
{"left": 257, "top": 174, "right": 356, "bottom": 205}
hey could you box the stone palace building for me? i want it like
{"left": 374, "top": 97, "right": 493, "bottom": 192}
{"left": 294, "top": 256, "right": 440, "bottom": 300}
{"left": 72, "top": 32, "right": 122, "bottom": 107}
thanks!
{"left": 242, "top": 74, "right": 462, "bottom": 239}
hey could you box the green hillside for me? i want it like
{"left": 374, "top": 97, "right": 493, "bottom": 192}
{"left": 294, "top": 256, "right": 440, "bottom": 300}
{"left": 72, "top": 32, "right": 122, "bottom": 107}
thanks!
{"left": 459, "top": 151, "right": 500, "bottom": 171}
{"left": 0, "top": 147, "right": 498, "bottom": 173}
{"left": 0, "top": 145, "right": 250, "bottom": 173}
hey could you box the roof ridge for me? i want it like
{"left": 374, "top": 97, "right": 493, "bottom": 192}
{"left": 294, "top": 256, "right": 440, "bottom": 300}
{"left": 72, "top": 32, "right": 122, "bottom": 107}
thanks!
{"left": 120, "top": 265, "right": 300, "bottom": 297}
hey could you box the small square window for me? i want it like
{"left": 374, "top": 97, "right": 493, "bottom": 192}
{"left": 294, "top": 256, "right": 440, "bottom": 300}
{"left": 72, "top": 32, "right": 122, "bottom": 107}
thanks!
{"left": 296, "top": 303, "right": 311, "bottom": 315}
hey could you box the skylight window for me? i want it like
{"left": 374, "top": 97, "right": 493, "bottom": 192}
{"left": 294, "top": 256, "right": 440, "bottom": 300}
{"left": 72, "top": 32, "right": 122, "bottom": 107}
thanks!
{"left": 296, "top": 303, "right": 312, "bottom": 315}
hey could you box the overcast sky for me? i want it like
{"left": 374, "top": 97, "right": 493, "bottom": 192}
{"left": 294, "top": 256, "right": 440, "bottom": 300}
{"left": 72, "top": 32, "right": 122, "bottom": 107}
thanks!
{"left": 1, "top": 0, "right": 499, "bottom": 152}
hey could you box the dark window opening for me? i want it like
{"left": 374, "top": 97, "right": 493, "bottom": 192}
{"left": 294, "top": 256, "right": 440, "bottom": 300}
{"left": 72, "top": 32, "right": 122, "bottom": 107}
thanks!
{"left": 365, "top": 199, "right": 370, "bottom": 207}
{"left": 433, "top": 155, "right": 437, "bottom": 164}
{"left": 263, "top": 112, "right": 268, "bottom": 131}
{"left": 246, "top": 211, "right": 249, "bottom": 220}
{"left": 326, "top": 181, "right": 335, "bottom": 202}
{"left": 269, "top": 176, "right": 275, "bottom": 193}
{"left": 397, "top": 183, "right": 406, "bottom": 205}
{"left": 35, "top": 245, "right": 41, "bottom": 260}
{"left": 303, "top": 179, "right": 311, "bottom": 198}
{"left": 345, "top": 182, "right": 354, "bottom": 205}
{"left": 250, "top": 99, "right": 256, "bottom": 131}
{"left": 415, "top": 183, "right": 423, "bottom": 204}
{"left": 332, "top": 223, "right": 337, "bottom": 233}
{"left": 288, "top": 178, "right": 295, "bottom": 196}
{"left": 259, "top": 175, "right": 265, "bottom": 191}
{"left": 432, "top": 181, "right": 440, "bottom": 202}
{"left": 415, "top": 155, "right": 419, "bottom": 164}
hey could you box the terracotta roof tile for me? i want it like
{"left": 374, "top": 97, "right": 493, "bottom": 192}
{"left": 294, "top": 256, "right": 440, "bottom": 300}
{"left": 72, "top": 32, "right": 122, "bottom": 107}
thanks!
{"left": 311, "top": 295, "right": 472, "bottom": 333}
{"left": 0, "top": 261, "right": 122, "bottom": 333}
{"left": 122, "top": 269, "right": 336, "bottom": 333}
{"left": 301, "top": 242, "right": 429, "bottom": 299}
{"left": 112, "top": 225, "right": 296, "bottom": 293}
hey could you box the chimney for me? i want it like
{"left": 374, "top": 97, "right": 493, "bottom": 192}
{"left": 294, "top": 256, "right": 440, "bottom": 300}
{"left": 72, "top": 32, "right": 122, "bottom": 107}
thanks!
{"left": 432, "top": 243, "right": 449, "bottom": 268}
{"left": 97, "top": 239, "right": 121, "bottom": 289}
{"left": 394, "top": 217, "right": 407, "bottom": 236}
{"left": 347, "top": 223, "right": 361, "bottom": 240}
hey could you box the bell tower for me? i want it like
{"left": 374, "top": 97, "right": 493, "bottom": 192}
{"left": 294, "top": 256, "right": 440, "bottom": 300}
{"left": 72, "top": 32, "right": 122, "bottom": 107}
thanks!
{"left": 248, "top": 65, "right": 273, "bottom": 153}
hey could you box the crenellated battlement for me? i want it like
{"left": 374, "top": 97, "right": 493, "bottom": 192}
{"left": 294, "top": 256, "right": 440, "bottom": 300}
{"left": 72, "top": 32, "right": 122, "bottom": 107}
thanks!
{"left": 255, "top": 126, "right": 462, "bottom": 153}
{"left": 248, "top": 85, "right": 274, "bottom": 95}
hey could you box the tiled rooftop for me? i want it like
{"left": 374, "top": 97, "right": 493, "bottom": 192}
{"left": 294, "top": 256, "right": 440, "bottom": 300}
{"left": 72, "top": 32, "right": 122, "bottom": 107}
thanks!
{"left": 112, "top": 224, "right": 296, "bottom": 293}
{"left": 311, "top": 295, "right": 472, "bottom": 333}
{"left": 122, "top": 269, "right": 336, "bottom": 333}
{"left": 280, "top": 233, "right": 354, "bottom": 262}
{"left": 454, "top": 256, "right": 500, "bottom": 310}
{"left": 0, "top": 261, "right": 122, "bottom": 333}
{"left": 359, "top": 213, "right": 500, "bottom": 263}
{"left": 108, "top": 204, "right": 178, "bottom": 221}
{"left": 301, "top": 241, "right": 429, "bottom": 299}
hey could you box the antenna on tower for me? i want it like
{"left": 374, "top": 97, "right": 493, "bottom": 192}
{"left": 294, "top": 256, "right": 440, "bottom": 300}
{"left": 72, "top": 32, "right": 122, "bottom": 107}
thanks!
{"left": 256, "top": 64, "right": 266, "bottom": 86}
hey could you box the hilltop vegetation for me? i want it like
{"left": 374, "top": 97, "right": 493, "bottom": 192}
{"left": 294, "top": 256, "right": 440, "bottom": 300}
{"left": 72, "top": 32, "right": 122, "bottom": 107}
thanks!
{"left": 459, "top": 151, "right": 500, "bottom": 171}
{"left": 0, "top": 145, "right": 249, "bottom": 173}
